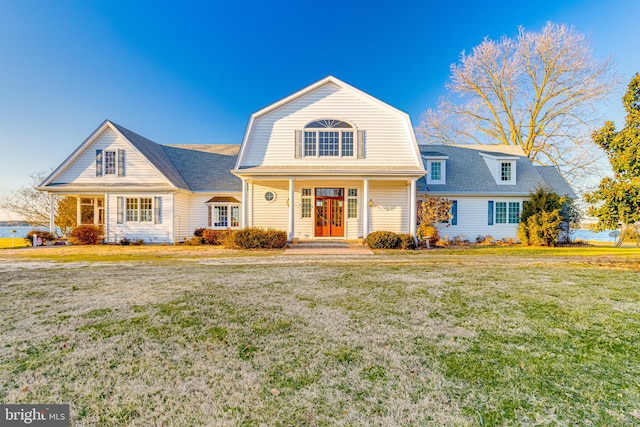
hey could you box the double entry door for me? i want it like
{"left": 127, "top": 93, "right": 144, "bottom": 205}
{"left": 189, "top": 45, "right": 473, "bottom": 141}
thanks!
{"left": 314, "top": 188, "right": 344, "bottom": 237}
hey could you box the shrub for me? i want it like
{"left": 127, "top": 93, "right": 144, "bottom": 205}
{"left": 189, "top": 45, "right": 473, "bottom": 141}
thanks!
{"left": 417, "top": 223, "right": 440, "bottom": 248}
{"left": 193, "top": 228, "right": 206, "bottom": 237}
{"left": 524, "top": 210, "right": 562, "bottom": 246}
{"left": 398, "top": 233, "right": 417, "bottom": 250}
{"left": 476, "top": 235, "right": 495, "bottom": 246}
{"left": 366, "top": 231, "right": 402, "bottom": 249}
{"left": 24, "top": 229, "right": 56, "bottom": 246}
{"left": 435, "top": 236, "right": 451, "bottom": 247}
{"left": 225, "top": 228, "right": 287, "bottom": 249}
{"left": 69, "top": 225, "right": 102, "bottom": 245}
{"left": 202, "top": 229, "right": 232, "bottom": 245}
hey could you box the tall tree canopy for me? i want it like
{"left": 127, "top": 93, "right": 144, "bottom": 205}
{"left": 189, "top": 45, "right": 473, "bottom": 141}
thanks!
{"left": 585, "top": 73, "right": 640, "bottom": 243}
{"left": 418, "top": 22, "right": 617, "bottom": 183}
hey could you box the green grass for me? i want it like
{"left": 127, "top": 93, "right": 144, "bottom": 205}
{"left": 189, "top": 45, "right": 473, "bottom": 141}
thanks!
{"left": 1, "top": 247, "right": 639, "bottom": 425}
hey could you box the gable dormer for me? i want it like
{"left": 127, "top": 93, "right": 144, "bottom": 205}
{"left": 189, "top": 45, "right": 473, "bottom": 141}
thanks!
{"left": 422, "top": 152, "right": 448, "bottom": 185}
{"left": 479, "top": 152, "right": 518, "bottom": 185}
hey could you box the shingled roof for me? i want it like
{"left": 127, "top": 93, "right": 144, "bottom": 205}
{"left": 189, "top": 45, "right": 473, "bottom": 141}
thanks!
{"left": 111, "top": 122, "right": 241, "bottom": 192}
{"left": 417, "top": 145, "right": 576, "bottom": 197}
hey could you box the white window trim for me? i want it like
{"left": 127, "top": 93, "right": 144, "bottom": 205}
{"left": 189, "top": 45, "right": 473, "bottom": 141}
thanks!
{"left": 347, "top": 188, "right": 359, "bottom": 219}
{"left": 493, "top": 201, "right": 521, "bottom": 225}
{"left": 104, "top": 150, "right": 117, "bottom": 175}
{"left": 207, "top": 203, "right": 241, "bottom": 229}
{"left": 124, "top": 196, "right": 154, "bottom": 223}
{"left": 499, "top": 161, "right": 516, "bottom": 185}
{"left": 303, "top": 129, "right": 355, "bottom": 158}
{"left": 425, "top": 159, "right": 447, "bottom": 184}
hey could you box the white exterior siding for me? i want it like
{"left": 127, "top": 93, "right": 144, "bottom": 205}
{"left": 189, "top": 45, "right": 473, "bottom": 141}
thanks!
{"left": 105, "top": 193, "right": 173, "bottom": 243}
{"left": 251, "top": 181, "right": 289, "bottom": 231}
{"left": 369, "top": 181, "right": 409, "bottom": 234}
{"left": 56, "top": 129, "right": 170, "bottom": 185}
{"left": 240, "top": 84, "right": 420, "bottom": 169}
{"left": 186, "top": 193, "right": 243, "bottom": 233}
{"left": 173, "top": 192, "right": 191, "bottom": 242}
{"left": 435, "top": 196, "right": 526, "bottom": 241}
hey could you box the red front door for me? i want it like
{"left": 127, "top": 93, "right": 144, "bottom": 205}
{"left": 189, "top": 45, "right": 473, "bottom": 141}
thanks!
{"left": 314, "top": 188, "right": 344, "bottom": 237}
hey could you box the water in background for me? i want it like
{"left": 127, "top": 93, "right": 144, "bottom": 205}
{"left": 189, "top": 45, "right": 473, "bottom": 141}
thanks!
{"left": 0, "top": 226, "right": 47, "bottom": 238}
{"left": 570, "top": 229, "right": 619, "bottom": 243}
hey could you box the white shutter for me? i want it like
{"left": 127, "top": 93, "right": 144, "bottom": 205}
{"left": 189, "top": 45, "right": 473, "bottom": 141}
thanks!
{"left": 118, "top": 149, "right": 125, "bottom": 177}
{"left": 294, "top": 130, "right": 302, "bottom": 159}
{"left": 117, "top": 197, "right": 124, "bottom": 224}
{"left": 96, "top": 150, "right": 103, "bottom": 176}
{"left": 154, "top": 196, "right": 162, "bottom": 224}
{"left": 357, "top": 130, "right": 365, "bottom": 159}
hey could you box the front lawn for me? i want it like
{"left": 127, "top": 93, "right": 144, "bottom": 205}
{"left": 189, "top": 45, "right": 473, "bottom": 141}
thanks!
{"left": 0, "top": 247, "right": 639, "bottom": 426}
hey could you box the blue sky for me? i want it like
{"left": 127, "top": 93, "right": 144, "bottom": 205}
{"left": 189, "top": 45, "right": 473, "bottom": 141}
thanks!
{"left": 1, "top": 0, "right": 638, "bottom": 220}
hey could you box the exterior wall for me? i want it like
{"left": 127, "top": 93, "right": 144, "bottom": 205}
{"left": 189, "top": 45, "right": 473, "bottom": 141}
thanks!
{"left": 369, "top": 181, "right": 410, "bottom": 234}
{"left": 240, "top": 84, "right": 420, "bottom": 168}
{"left": 186, "top": 192, "right": 243, "bottom": 233}
{"left": 56, "top": 128, "right": 170, "bottom": 185}
{"left": 434, "top": 196, "right": 527, "bottom": 241}
{"left": 105, "top": 193, "right": 173, "bottom": 243}
{"left": 173, "top": 192, "right": 191, "bottom": 242}
{"left": 251, "top": 181, "right": 289, "bottom": 231}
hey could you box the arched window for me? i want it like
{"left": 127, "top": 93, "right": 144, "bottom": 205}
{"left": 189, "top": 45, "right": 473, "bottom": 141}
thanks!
{"left": 303, "top": 119, "right": 354, "bottom": 157}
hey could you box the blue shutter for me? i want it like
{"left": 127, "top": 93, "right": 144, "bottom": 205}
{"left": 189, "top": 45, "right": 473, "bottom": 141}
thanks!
{"left": 118, "top": 149, "right": 125, "bottom": 177}
{"left": 96, "top": 150, "right": 103, "bottom": 176}
{"left": 488, "top": 201, "right": 494, "bottom": 226}
{"left": 451, "top": 200, "right": 457, "bottom": 226}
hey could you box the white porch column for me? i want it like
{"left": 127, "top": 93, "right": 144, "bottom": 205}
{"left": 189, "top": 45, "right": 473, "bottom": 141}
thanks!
{"left": 363, "top": 178, "right": 370, "bottom": 238}
{"left": 241, "top": 178, "right": 247, "bottom": 228}
{"left": 49, "top": 193, "right": 55, "bottom": 234}
{"left": 76, "top": 197, "right": 81, "bottom": 226}
{"left": 288, "top": 178, "right": 295, "bottom": 240}
{"left": 410, "top": 179, "right": 417, "bottom": 237}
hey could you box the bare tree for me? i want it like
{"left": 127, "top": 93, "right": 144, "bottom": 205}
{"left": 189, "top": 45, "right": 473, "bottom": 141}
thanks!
{"left": 0, "top": 171, "right": 75, "bottom": 235}
{"left": 418, "top": 22, "right": 619, "bottom": 186}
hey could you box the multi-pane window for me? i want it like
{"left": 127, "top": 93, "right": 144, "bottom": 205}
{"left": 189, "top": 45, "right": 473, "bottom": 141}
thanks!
{"left": 341, "top": 132, "right": 354, "bottom": 156}
{"left": 495, "top": 202, "right": 507, "bottom": 224}
{"left": 301, "top": 188, "right": 312, "bottom": 218}
{"left": 105, "top": 151, "right": 117, "bottom": 175}
{"left": 304, "top": 132, "right": 316, "bottom": 157}
{"left": 303, "top": 119, "right": 354, "bottom": 157}
{"left": 508, "top": 202, "right": 520, "bottom": 224}
{"left": 126, "top": 198, "right": 139, "bottom": 222}
{"left": 319, "top": 131, "right": 340, "bottom": 156}
{"left": 140, "top": 198, "right": 153, "bottom": 222}
{"left": 208, "top": 205, "right": 240, "bottom": 228}
{"left": 501, "top": 162, "right": 512, "bottom": 181}
{"left": 431, "top": 162, "right": 442, "bottom": 181}
{"left": 347, "top": 188, "right": 358, "bottom": 219}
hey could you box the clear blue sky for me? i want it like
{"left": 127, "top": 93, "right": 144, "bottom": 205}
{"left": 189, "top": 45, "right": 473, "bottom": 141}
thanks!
{"left": 1, "top": 0, "right": 638, "bottom": 220}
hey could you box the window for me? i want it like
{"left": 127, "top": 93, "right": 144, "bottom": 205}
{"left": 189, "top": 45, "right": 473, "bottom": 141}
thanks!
{"left": 126, "top": 198, "right": 139, "bottom": 222}
{"left": 508, "top": 202, "right": 520, "bottom": 224}
{"left": 80, "top": 198, "right": 95, "bottom": 224}
{"left": 208, "top": 204, "right": 240, "bottom": 228}
{"left": 265, "top": 191, "right": 275, "bottom": 202}
{"left": 347, "top": 188, "right": 358, "bottom": 219}
{"left": 490, "top": 201, "right": 520, "bottom": 225}
{"left": 301, "top": 188, "right": 312, "bottom": 218}
{"left": 105, "top": 151, "right": 117, "bottom": 175}
{"left": 303, "top": 119, "right": 354, "bottom": 157}
{"left": 501, "top": 162, "right": 512, "bottom": 181}
{"left": 140, "top": 197, "right": 153, "bottom": 222}
{"left": 425, "top": 159, "right": 446, "bottom": 184}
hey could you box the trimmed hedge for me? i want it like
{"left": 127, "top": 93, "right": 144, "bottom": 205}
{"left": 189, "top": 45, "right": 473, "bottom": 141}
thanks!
{"left": 69, "top": 225, "right": 102, "bottom": 245}
{"left": 398, "top": 233, "right": 418, "bottom": 250}
{"left": 366, "top": 231, "right": 402, "bottom": 249}
{"left": 202, "top": 229, "right": 232, "bottom": 245}
{"left": 225, "top": 228, "right": 287, "bottom": 249}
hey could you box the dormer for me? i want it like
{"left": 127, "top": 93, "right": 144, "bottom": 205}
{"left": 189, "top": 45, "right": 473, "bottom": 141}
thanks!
{"left": 422, "top": 152, "right": 448, "bottom": 185}
{"left": 479, "top": 152, "right": 518, "bottom": 185}
{"left": 295, "top": 119, "right": 364, "bottom": 159}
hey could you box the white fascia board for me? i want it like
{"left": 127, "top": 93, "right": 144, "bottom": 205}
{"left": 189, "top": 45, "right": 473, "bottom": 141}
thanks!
{"left": 478, "top": 152, "right": 519, "bottom": 161}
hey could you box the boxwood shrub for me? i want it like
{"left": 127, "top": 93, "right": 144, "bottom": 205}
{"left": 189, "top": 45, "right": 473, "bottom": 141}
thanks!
{"left": 69, "top": 225, "right": 102, "bottom": 245}
{"left": 366, "top": 231, "right": 402, "bottom": 249}
{"left": 225, "top": 228, "right": 287, "bottom": 249}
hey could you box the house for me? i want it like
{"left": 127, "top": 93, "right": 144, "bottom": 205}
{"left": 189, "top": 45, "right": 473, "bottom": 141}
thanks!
{"left": 417, "top": 144, "right": 577, "bottom": 240}
{"left": 37, "top": 76, "right": 426, "bottom": 243}
{"left": 37, "top": 76, "right": 575, "bottom": 244}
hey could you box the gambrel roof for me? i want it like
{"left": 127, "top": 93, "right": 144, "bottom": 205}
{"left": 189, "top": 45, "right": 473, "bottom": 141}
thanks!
{"left": 417, "top": 145, "right": 576, "bottom": 197}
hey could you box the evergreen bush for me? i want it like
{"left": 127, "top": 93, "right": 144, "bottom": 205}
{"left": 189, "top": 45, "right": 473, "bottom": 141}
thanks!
{"left": 69, "top": 225, "right": 102, "bottom": 245}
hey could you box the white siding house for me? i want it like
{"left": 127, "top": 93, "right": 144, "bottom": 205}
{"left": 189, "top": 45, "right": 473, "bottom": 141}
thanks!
{"left": 37, "top": 76, "right": 575, "bottom": 244}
